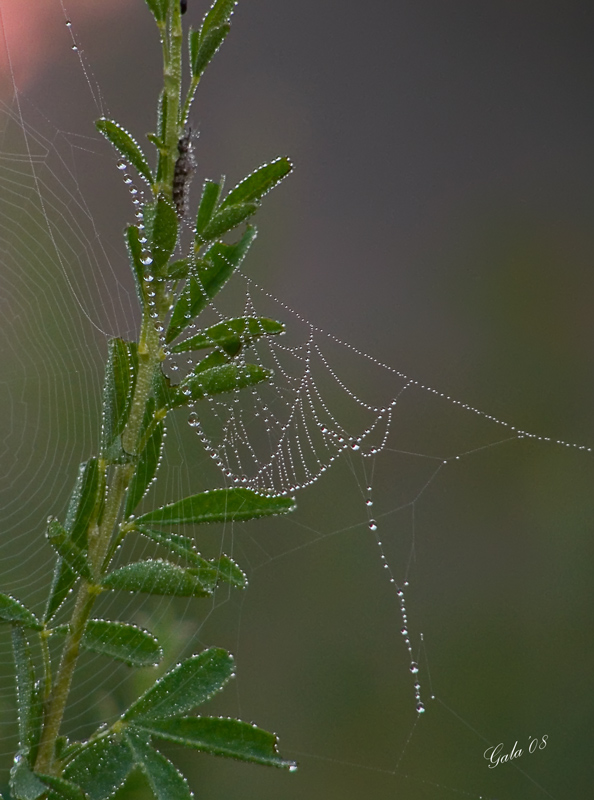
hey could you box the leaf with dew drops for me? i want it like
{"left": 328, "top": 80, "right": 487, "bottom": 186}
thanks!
{"left": 101, "top": 339, "right": 138, "bottom": 461}
{"left": 166, "top": 226, "right": 257, "bottom": 343}
{"left": 173, "top": 362, "right": 272, "bottom": 405}
{"left": 62, "top": 735, "right": 134, "bottom": 800}
{"left": 219, "top": 156, "right": 293, "bottom": 209}
{"left": 133, "top": 716, "right": 296, "bottom": 769}
{"left": 172, "top": 315, "right": 285, "bottom": 355}
{"left": 134, "top": 487, "right": 295, "bottom": 526}
{"left": 0, "top": 595, "right": 42, "bottom": 631}
{"left": 96, "top": 118, "right": 153, "bottom": 186}
{"left": 124, "top": 729, "right": 192, "bottom": 800}
{"left": 124, "top": 421, "right": 165, "bottom": 518}
{"left": 102, "top": 560, "right": 213, "bottom": 598}
{"left": 122, "top": 647, "right": 234, "bottom": 722}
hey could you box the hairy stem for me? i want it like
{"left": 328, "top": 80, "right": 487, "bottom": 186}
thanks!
{"left": 33, "top": 4, "right": 185, "bottom": 776}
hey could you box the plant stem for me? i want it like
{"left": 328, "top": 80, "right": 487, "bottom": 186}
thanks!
{"left": 34, "top": 4, "right": 185, "bottom": 776}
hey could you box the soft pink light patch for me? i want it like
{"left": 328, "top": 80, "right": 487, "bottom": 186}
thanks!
{"left": 0, "top": 0, "right": 133, "bottom": 89}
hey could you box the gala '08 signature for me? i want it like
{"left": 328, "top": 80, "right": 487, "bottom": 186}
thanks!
{"left": 484, "top": 735, "right": 548, "bottom": 768}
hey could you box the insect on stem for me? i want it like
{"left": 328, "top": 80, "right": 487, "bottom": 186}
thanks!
{"left": 172, "top": 128, "right": 196, "bottom": 218}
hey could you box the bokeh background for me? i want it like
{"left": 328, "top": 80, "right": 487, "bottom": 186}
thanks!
{"left": 1, "top": 1, "right": 594, "bottom": 798}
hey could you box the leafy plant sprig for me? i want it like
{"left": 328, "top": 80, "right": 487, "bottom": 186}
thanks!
{"left": 1, "top": 1, "right": 297, "bottom": 797}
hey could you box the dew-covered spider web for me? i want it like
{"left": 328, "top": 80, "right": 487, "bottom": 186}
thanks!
{"left": 0, "top": 3, "right": 593, "bottom": 799}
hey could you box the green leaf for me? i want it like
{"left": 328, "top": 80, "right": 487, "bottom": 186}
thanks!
{"left": 46, "top": 519, "right": 93, "bottom": 582}
{"left": 201, "top": 0, "right": 237, "bottom": 36}
{"left": 190, "top": 23, "right": 231, "bottom": 80}
{"left": 175, "top": 362, "right": 272, "bottom": 404}
{"left": 101, "top": 339, "right": 138, "bottom": 459}
{"left": 11, "top": 628, "right": 42, "bottom": 755}
{"left": 36, "top": 774, "right": 87, "bottom": 800}
{"left": 124, "top": 421, "right": 165, "bottom": 518}
{"left": 144, "top": 197, "right": 178, "bottom": 277}
{"left": 122, "top": 647, "right": 234, "bottom": 722}
{"left": 167, "top": 258, "right": 190, "bottom": 280}
{"left": 220, "top": 157, "right": 293, "bottom": 208}
{"left": 102, "top": 560, "right": 212, "bottom": 598}
{"left": 134, "top": 528, "right": 247, "bottom": 590}
{"left": 165, "top": 226, "right": 257, "bottom": 343}
{"left": 9, "top": 757, "right": 46, "bottom": 800}
{"left": 135, "top": 487, "right": 295, "bottom": 526}
{"left": 96, "top": 118, "right": 153, "bottom": 186}
{"left": 124, "top": 730, "right": 192, "bottom": 800}
{"left": 135, "top": 716, "right": 296, "bottom": 769}
{"left": 172, "top": 316, "right": 285, "bottom": 355}
{"left": 45, "top": 459, "right": 102, "bottom": 623}
{"left": 143, "top": 0, "right": 170, "bottom": 25}
{"left": 79, "top": 620, "right": 162, "bottom": 667}
{"left": 195, "top": 179, "right": 222, "bottom": 235}
{"left": 63, "top": 735, "right": 134, "bottom": 800}
{"left": 0, "top": 594, "right": 42, "bottom": 630}
{"left": 126, "top": 225, "right": 147, "bottom": 308}
{"left": 198, "top": 201, "right": 259, "bottom": 243}
{"left": 65, "top": 458, "right": 102, "bottom": 549}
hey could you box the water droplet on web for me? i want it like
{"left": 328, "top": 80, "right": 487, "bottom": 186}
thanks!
{"left": 72, "top": 45, "right": 78, "bottom": 51}
{"left": 188, "top": 412, "right": 199, "bottom": 427}
{"left": 141, "top": 255, "right": 153, "bottom": 266}
{"left": 410, "top": 662, "right": 419, "bottom": 674}
{"left": 65, "top": 20, "right": 72, "bottom": 27}
{"left": 369, "top": 520, "right": 377, "bottom": 531}
{"left": 351, "top": 441, "right": 360, "bottom": 450}
{"left": 289, "top": 765, "right": 298, "bottom": 773}
{"left": 366, "top": 499, "right": 373, "bottom": 506}
{"left": 416, "top": 702, "right": 425, "bottom": 714}
{"left": 401, "top": 627, "right": 408, "bottom": 635}
{"left": 116, "top": 159, "right": 126, "bottom": 170}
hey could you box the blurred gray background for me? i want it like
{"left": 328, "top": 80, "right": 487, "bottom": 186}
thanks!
{"left": 1, "top": 1, "right": 594, "bottom": 798}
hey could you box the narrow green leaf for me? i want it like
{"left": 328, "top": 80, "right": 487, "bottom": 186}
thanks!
{"left": 192, "top": 349, "right": 231, "bottom": 373}
{"left": 63, "top": 735, "right": 134, "bottom": 800}
{"left": 80, "top": 620, "right": 162, "bottom": 667}
{"left": 195, "top": 179, "right": 222, "bottom": 235}
{"left": 199, "top": 201, "right": 258, "bottom": 241}
{"left": 36, "top": 774, "right": 87, "bottom": 800}
{"left": 11, "top": 628, "right": 40, "bottom": 753}
{"left": 144, "top": 197, "right": 178, "bottom": 277}
{"left": 135, "top": 716, "right": 296, "bottom": 769}
{"left": 143, "top": 0, "right": 169, "bottom": 25}
{"left": 167, "top": 257, "right": 190, "bottom": 280}
{"left": 101, "top": 339, "right": 138, "bottom": 459}
{"left": 220, "top": 157, "right": 293, "bottom": 208}
{"left": 172, "top": 316, "right": 285, "bottom": 355}
{"left": 134, "top": 528, "right": 247, "bottom": 590}
{"left": 126, "top": 225, "right": 147, "bottom": 308}
{"left": 135, "top": 527, "right": 204, "bottom": 566}
{"left": 102, "top": 560, "right": 212, "bottom": 598}
{"left": 190, "top": 24, "right": 231, "bottom": 79}
{"left": 65, "top": 458, "right": 102, "bottom": 549}
{"left": 166, "top": 226, "right": 257, "bottom": 343}
{"left": 135, "top": 487, "right": 295, "bottom": 526}
{"left": 122, "top": 647, "right": 234, "bottom": 722}
{"left": 124, "top": 421, "right": 165, "bottom": 517}
{"left": 46, "top": 519, "right": 93, "bottom": 582}
{"left": 0, "top": 595, "right": 42, "bottom": 630}
{"left": 177, "top": 362, "right": 272, "bottom": 404}
{"left": 9, "top": 757, "right": 46, "bottom": 800}
{"left": 96, "top": 118, "right": 153, "bottom": 186}
{"left": 125, "top": 730, "right": 192, "bottom": 800}
{"left": 44, "top": 459, "right": 102, "bottom": 623}
{"left": 201, "top": 0, "right": 237, "bottom": 36}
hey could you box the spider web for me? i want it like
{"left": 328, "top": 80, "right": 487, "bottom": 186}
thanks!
{"left": 0, "top": 3, "right": 592, "bottom": 799}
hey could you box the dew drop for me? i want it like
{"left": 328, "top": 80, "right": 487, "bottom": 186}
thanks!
{"left": 416, "top": 703, "right": 425, "bottom": 714}
{"left": 401, "top": 627, "right": 408, "bottom": 636}
{"left": 116, "top": 160, "right": 126, "bottom": 170}
{"left": 141, "top": 255, "right": 153, "bottom": 266}
{"left": 351, "top": 442, "right": 360, "bottom": 450}
{"left": 366, "top": 499, "right": 373, "bottom": 507}
{"left": 289, "top": 765, "right": 298, "bottom": 773}
{"left": 72, "top": 45, "right": 78, "bottom": 51}
{"left": 410, "top": 662, "right": 419, "bottom": 674}
{"left": 369, "top": 520, "right": 377, "bottom": 531}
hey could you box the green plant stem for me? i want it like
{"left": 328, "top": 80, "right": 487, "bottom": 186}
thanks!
{"left": 33, "top": 5, "right": 185, "bottom": 777}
